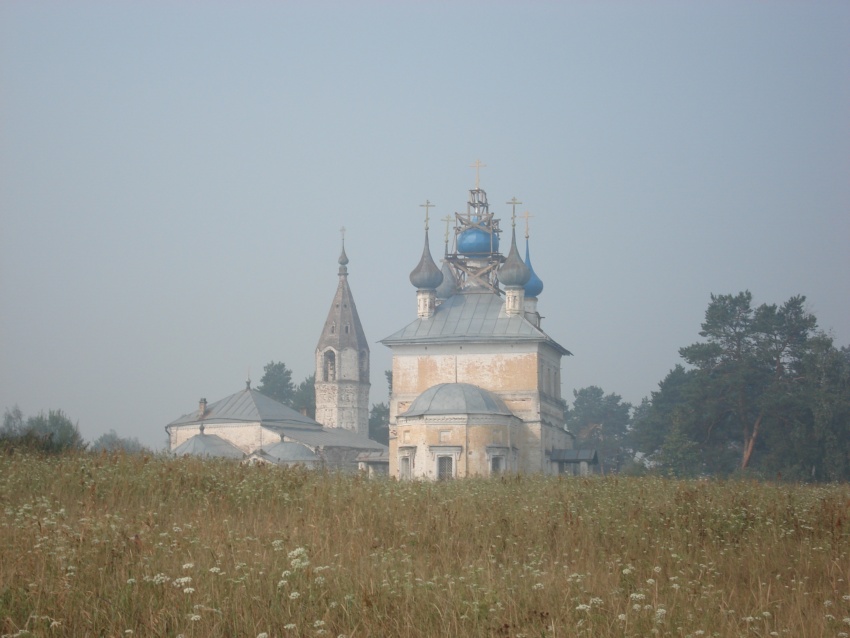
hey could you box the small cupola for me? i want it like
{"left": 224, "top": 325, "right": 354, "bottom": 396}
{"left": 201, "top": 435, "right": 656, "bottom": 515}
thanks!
{"left": 499, "top": 215, "right": 531, "bottom": 316}
{"left": 499, "top": 228, "right": 531, "bottom": 288}
{"left": 409, "top": 229, "right": 443, "bottom": 290}
{"left": 410, "top": 202, "right": 443, "bottom": 319}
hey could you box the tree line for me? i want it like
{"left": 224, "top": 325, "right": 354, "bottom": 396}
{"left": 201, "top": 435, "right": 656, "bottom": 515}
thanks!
{"left": 568, "top": 291, "right": 850, "bottom": 481}
{"left": 1, "top": 406, "right": 146, "bottom": 454}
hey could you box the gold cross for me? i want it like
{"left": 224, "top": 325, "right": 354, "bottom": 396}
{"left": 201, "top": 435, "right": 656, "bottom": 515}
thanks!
{"left": 522, "top": 210, "right": 534, "bottom": 239}
{"left": 441, "top": 215, "right": 453, "bottom": 245}
{"left": 507, "top": 197, "right": 522, "bottom": 228}
{"left": 470, "top": 159, "right": 486, "bottom": 189}
{"left": 420, "top": 200, "right": 434, "bottom": 230}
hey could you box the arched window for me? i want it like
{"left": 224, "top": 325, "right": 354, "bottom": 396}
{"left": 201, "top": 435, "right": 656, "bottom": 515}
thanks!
{"left": 344, "top": 324, "right": 350, "bottom": 334}
{"left": 330, "top": 322, "right": 335, "bottom": 334}
{"left": 323, "top": 350, "right": 336, "bottom": 381}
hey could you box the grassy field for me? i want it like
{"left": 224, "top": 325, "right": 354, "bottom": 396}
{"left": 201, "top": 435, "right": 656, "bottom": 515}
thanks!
{"left": 1, "top": 453, "right": 849, "bottom": 637}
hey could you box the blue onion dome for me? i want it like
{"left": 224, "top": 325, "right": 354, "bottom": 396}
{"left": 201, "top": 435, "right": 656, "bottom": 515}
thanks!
{"left": 435, "top": 261, "right": 457, "bottom": 300}
{"left": 409, "top": 230, "right": 444, "bottom": 290}
{"left": 523, "top": 238, "right": 544, "bottom": 297}
{"left": 458, "top": 227, "right": 500, "bottom": 255}
{"left": 498, "top": 228, "right": 531, "bottom": 287}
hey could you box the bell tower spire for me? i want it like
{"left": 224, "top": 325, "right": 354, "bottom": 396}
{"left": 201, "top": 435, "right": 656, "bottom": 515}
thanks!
{"left": 315, "top": 231, "right": 370, "bottom": 436}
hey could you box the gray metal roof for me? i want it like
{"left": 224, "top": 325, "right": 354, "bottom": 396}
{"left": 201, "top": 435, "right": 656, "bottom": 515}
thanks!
{"left": 274, "top": 425, "right": 387, "bottom": 451}
{"left": 258, "top": 441, "right": 319, "bottom": 463}
{"left": 173, "top": 433, "right": 245, "bottom": 459}
{"left": 402, "top": 383, "right": 514, "bottom": 417}
{"left": 550, "top": 449, "right": 598, "bottom": 463}
{"left": 380, "top": 290, "right": 570, "bottom": 355}
{"left": 168, "top": 388, "right": 319, "bottom": 428}
{"left": 356, "top": 450, "right": 390, "bottom": 463}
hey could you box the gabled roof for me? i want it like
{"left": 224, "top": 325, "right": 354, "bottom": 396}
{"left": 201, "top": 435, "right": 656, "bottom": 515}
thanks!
{"left": 380, "top": 290, "right": 570, "bottom": 355}
{"left": 173, "top": 433, "right": 244, "bottom": 459}
{"left": 167, "top": 388, "right": 319, "bottom": 428}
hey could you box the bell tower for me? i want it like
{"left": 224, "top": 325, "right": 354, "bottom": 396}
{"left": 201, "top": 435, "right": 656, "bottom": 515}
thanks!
{"left": 314, "top": 229, "right": 370, "bottom": 436}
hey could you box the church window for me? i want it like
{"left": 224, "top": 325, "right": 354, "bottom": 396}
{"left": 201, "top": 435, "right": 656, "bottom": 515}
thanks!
{"left": 323, "top": 351, "right": 336, "bottom": 381}
{"left": 344, "top": 324, "right": 350, "bottom": 334}
{"left": 400, "top": 456, "right": 412, "bottom": 479}
{"left": 491, "top": 456, "right": 504, "bottom": 475}
{"left": 437, "top": 456, "right": 453, "bottom": 480}
{"left": 330, "top": 323, "right": 335, "bottom": 334}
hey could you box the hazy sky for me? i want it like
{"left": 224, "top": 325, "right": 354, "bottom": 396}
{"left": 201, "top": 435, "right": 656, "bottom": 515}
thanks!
{"left": 2, "top": 2, "right": 848, "bottom": 450}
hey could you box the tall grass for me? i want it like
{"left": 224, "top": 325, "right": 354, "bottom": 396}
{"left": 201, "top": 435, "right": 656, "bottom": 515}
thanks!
{"left": 1, "top": 453, "right": 849, "bottom": 637}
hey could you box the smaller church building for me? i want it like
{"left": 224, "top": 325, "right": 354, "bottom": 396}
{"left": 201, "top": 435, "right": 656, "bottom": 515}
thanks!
{"left": 165, "top": 239, "right": 386, "bottom": 471}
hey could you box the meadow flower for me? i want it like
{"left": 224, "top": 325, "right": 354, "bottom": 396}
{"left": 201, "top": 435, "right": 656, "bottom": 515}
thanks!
{"left": 258, "top": 633, "right": 269, "bottom": 638}
{"left": 289, "top": 547, "right": 310, "bottom": 570}
{"left": 284, "top": 624, "right": 296, "bottom": 630}
{"left": 188, "top": 614, "right": 201, "bottom": 621}
{"left": 290, "top": 592, "right": 301, "bottom": 599}
{"left": 182, "top": 563, "right": 194, "bottom": 570}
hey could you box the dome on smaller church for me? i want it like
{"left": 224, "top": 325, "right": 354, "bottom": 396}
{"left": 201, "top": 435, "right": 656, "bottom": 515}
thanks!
{"left": 402, "top": 383, "right": 514, "bottom": 417}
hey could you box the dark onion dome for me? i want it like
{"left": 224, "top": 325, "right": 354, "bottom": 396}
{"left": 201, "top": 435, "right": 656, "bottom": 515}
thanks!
{"left": 338, "top": 243, "right": 349, "bottom": 266}
{"left": 498, "top": 228, "right": 531, "bottom": 287}
{"left": 435, "top": 261, "right": 457, "bottom": 300}
{"left": 523, "top": 238, "right": 544, "bottom": 297}
{"left": 402, "top": 383, "right": 514, "bottom": 417}
{"left": 409, "top": 230, "right": 444, "bottom": 290}
{"left": 458, "top": 227, "right": 500, "bottom": 255}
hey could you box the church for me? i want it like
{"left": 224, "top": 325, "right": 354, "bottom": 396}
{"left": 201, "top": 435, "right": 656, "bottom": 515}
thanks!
{"left": 381, "top": 175, "right": 589, "bottom": 479}
{"left": 167, "top": 167, "right": 593, "bottom": 477}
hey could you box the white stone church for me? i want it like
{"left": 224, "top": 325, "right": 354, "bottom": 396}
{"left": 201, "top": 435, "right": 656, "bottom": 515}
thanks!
{"left": 166, "top": 170, "right": 595, "bottom": 477}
